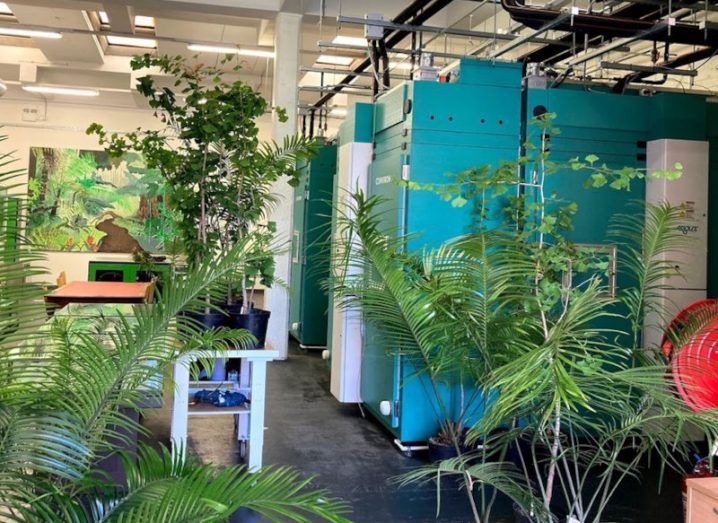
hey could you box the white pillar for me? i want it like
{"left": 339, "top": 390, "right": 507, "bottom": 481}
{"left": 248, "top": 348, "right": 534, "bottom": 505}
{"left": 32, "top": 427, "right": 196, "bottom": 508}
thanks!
{"left": 266, "top": 11, "right": 301, "bottom": 360}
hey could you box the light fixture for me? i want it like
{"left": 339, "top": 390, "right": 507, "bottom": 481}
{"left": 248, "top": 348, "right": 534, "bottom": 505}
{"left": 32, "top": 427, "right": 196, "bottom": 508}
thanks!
{"left": 0, "top": 27, "right": 62, "bottom": 39}
{"left": 316, "top": 54, "right": 354, "bottom": 66}
{"left": 0, "top": 2, "right": 12, "bottom": 15}
{"left": 99, "top": 12, "right": 155, "bottom": 29}
{"left": 107, "top": 35, "right": 157, "bottom": 48}
{"left": 329, "top": 107, "right": 348, "bottom": 118}
{"left": 332, "top": 35, "right": 368, "bottom": 47}
{"left": 187, "top": 44, "right": 274, "bottom": 58}
{"left": 389, "top": 61, "right": 413, "bottom": 71}
{"left": 22, "top": 85, "right": 99, "bottom": 97}
{"left": 134, "top": 15, "right": 155, "bottom": 28}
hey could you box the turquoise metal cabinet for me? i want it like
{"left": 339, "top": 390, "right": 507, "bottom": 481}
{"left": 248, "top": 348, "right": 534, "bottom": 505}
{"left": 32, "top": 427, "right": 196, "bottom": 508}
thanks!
{"left": 289, "top": 142, "right": 336, "bottom": 347}
{"left": 364, "top": 60, "right": 524, "bottom": 443}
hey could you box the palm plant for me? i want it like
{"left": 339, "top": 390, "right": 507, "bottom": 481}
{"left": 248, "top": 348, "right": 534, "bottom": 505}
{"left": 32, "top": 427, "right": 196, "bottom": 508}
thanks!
{"left": 0, "top": 139, "right": 350, "bottom": 522}
{"left": 329, "top": 115, "right": 718, "bottom": 523}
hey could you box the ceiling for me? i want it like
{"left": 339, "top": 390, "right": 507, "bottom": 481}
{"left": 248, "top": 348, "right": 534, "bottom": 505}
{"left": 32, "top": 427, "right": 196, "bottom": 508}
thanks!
{"left": 1, "top": 0, "right": 718, "bottom": 129}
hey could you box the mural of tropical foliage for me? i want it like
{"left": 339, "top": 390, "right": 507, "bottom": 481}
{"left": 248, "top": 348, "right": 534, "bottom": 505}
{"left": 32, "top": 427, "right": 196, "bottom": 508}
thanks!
{"left": 26, "top": 147, "right": 177, "bottom": 253}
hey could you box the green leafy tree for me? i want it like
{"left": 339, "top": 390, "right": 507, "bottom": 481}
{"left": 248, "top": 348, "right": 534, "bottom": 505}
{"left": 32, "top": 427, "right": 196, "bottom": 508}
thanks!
{"left": 88, "top": 54, "right": 317, "bottom": 308}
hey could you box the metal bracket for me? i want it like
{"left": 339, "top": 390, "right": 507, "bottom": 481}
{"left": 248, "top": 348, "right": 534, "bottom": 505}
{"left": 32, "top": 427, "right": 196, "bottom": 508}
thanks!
{"left": 561, "top": 243, "right": 618, "bottom": 298}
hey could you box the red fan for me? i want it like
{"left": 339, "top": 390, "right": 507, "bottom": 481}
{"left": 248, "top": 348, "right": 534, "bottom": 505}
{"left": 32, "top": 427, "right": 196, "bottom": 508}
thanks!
{"left": 662, "top": 300, "right": 718, "bottom": 412}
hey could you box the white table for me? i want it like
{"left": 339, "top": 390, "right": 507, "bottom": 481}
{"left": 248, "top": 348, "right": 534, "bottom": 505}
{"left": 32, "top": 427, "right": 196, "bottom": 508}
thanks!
{"left": 171, "top": 349, "right": 278, "bottom": 471}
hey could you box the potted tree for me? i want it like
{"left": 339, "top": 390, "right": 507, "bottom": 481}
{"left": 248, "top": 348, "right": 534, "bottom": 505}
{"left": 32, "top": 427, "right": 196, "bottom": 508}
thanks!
{"left": 88, "top": 53, "right": 316, "bottom": 352}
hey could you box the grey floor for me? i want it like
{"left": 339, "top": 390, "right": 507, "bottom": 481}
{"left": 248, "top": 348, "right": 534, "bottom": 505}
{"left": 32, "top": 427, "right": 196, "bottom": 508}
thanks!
{"left": 142, "top": 341, "right": 685, "bottom": 523}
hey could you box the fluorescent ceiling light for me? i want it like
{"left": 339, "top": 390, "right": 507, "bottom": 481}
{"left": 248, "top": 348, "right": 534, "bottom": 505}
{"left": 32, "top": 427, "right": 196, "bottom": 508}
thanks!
{"left": 329, "top": 107, "right": 347, "bottom": 117}
{"left": 332, "top": 35, "right": 368, "bottom": 46}
{"left": 134, "top": 15, "right": 155, "bottom": 28}
{"left": 0, "top": 27, "right": 62, "bottom": 39}
{"left": 99, "top": 12, "right": 154, "bottom": 28}
{"left": 107, "top": 35, "right": 157, "bottom": 48}
{"left": 389, "top": 61, "right": 413, "bottom": 70}
{"left": 187, "top": 44, "right": 274, "bottom": 58}
{"left": 316, "top": 54, "right": 354, "bottom": 66}
{"left": 0, "top": 2, "right": 12, "bottom": 15}
{"left": 22, "top": 85, "right": 99, "bottom": 97}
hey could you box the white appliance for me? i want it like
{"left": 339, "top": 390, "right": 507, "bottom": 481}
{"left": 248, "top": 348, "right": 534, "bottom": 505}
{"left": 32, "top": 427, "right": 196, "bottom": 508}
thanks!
{"left": 644, "top": 139, "right": 709, "bottom": 349}
{"left": 329, "top": 140, "right": 371, "bottom": 403}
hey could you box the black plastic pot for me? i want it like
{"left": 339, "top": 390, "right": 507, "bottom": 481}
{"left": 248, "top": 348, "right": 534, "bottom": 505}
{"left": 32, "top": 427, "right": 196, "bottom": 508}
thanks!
{"left": 185, "top": 311, "right": 229, "bottom": 330}
{"left": 427, "top": 436, "right": 471, "bottom": 463}
{"left": 183, "top": 311, "right": 229, "bottom": 380}
{"left": 231, "top": 308, "right": 271, "bottom": 348}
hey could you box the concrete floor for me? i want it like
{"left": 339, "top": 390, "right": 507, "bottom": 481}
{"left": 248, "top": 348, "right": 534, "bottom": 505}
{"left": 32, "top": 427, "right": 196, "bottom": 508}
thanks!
{"left": 142, "top": 341, "right": 685, "bottom": 523}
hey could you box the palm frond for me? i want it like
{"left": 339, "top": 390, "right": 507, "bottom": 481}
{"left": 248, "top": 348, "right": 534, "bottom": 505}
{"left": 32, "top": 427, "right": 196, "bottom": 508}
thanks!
{"left": 84, "top": 445, "right": 350, "bottom": 523}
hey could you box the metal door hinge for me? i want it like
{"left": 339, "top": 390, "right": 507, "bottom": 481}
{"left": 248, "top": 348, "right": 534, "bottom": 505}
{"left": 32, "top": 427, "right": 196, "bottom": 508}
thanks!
{"left": 401, "top": 165, "right": 410, "bottom": 181}
{"left": 393, "top": 399, "right": 400, "bottom": 415}
{"left": 304, "top": 189, "right": 309, "bottom": 200}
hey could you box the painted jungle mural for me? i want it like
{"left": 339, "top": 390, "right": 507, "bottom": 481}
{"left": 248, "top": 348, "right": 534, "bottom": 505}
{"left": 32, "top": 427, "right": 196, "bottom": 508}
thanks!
{"left": 26, "top": 147, "right": 176, "bottom": 253}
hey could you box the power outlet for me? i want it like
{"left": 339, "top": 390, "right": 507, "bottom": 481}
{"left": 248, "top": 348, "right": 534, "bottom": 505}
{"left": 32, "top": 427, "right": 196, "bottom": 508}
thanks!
{"left": 22, "top": 104, "right": 46, "bottom": 122}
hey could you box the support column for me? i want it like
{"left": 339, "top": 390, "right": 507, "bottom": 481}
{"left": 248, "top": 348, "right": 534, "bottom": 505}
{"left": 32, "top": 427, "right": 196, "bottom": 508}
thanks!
{"left": 266, "top": 11, "right": 301, "bottom": 360}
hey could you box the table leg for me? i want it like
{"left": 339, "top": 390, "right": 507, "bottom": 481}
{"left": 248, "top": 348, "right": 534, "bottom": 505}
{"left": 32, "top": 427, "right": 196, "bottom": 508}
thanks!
{"left": 248, "top": 359, "right": 267, "bottom": 472}
{"left": 171, "top": 357, "right": 190, "bottom": 460}
{"left": 237, "top": 358, "right": 251, "bottom": 442}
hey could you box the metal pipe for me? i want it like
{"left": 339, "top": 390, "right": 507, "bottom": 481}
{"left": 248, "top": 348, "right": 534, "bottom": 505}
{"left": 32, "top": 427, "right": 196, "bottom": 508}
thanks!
{"left": 519, "top": 2, "right": 679, "bottom": 65}
{"left": 336, "top": 14, "right": 580, "bottom": 48}
{"left": 501, "top": 0, "right": 718, "bottom": 47}
{"left": 566, "top": 21, "right": 671, "bottom": 66}
{"left": 612, "top": 45, "right": 717, "bottom": 92}
{"left": 300, "top": 65, "right": 409, "bottom": 80}
{"left": 317, "top": 40, "right": 474, "bottom": 60}
{"left": 300, "top": 86, "right": 373, "bottom": 95}
{"left": 600, "top": 60, "right": 698, "bottom": 76}
{"left": 490, "top": 12, "right": 571, "bottom": 58}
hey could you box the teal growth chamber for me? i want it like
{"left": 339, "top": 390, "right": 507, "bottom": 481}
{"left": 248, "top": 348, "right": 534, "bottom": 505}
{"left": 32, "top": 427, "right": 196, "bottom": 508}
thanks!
{"left": 289, "top": 141, "right": 336, "bottom": 348}
{"left": 355, "top": 58, "right": 718, "bottom": 445}
{"left": 363, "top": 60, "right": 524, "bottom": 443}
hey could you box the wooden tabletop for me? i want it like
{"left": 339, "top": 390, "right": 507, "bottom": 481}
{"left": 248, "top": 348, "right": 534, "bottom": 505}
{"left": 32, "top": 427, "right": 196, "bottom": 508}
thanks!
{"left": 45, "top": 281, "right": 152, "bottom": 307}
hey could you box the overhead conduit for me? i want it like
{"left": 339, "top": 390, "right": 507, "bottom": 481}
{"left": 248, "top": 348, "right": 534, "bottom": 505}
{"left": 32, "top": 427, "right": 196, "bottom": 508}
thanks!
{"left": 519, "top": 2, "right": 669, "bottom": 64}
{"left": 312, "top": 0, "right": 454, "bottom": 109}
{"left": 501, "top": 0, "right": 718, "bottom": 48}
{"left": 504, "top": 0, "right": 718, "bottom": 92}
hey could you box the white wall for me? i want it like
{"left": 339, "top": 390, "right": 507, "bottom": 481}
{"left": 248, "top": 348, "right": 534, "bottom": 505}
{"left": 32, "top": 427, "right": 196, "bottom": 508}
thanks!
{"left": 0, "top": 95, "right": 272, "bottom": 282}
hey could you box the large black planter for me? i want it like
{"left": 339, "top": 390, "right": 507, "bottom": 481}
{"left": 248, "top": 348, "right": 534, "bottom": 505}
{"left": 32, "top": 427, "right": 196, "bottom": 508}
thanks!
{"left": 427, "top": 436, "right": 471, "bottom": 463}
{"left": 231, "top": 308, "right": 271, "bottom": 348}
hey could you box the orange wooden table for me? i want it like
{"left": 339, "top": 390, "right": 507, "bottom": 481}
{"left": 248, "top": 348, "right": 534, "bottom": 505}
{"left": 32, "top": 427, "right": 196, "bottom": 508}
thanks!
{"left": 45, "top": 281, "right": 154, "bottom": 308}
